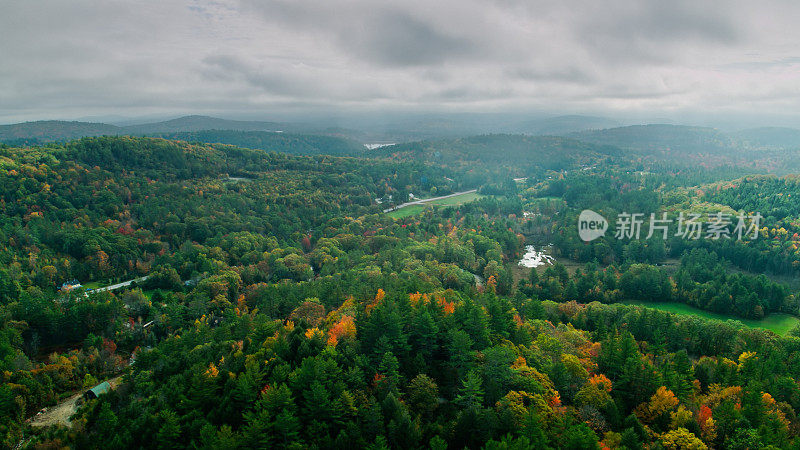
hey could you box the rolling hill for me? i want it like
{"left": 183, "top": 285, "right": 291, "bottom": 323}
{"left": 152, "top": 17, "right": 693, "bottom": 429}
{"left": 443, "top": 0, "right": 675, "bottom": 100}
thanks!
{"left": 373, "top": 134, "right": 622, "bottom": 170}
{"left": 731, "top": 127, "right": 800, "bottom": 149}
{"left": 0, "top": 115, "right": 301, "bottom": 145}
{"left": 122, "top": 115, "right": 289, "bottom": 135}
{"left": 0, "top": 120, "right": 122, "bottom": 145}
{"left": 569, "top": 124, "right": 743, "bottom": 155}
{"left": 513, "top": 114, "right": 622, "bottom": 135}
{"left": 151, "top": 130, "right": 368, "bottom": 157}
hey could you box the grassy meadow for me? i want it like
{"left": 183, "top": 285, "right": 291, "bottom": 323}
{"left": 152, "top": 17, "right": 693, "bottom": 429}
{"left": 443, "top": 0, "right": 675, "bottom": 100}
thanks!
{"left": 387, "top": 191, "right": 485, "bottom": 219}
{"left": 624, "top": 300, "right": 800, "bottom": 335}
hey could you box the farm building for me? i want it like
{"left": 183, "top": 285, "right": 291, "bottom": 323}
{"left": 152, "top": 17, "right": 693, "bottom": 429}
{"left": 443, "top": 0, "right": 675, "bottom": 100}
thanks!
{"left": 84, "top": 381, "right": 111, "bottom": 400}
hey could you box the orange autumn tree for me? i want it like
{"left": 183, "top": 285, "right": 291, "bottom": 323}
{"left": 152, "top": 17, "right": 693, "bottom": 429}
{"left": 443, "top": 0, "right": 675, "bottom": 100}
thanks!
{"left": 435, "top": 293, "right": 456, "bottom": 315}
{"left": 486, "top": 275, "right": 497, "bottom": 294}
{"left": 327, "top": 315, "right": 356, "bottom": 346}
{"left": 365, "top": 288, "right": 386, "bottom": 315}
{"left": 409, "top": 292, "right": 430, "bottom": 307}
{"left": 204, "top": 362, "right": 219, "bottom": 379}
{"left": 588, "top": 374, "right": 613, "bottom": 392}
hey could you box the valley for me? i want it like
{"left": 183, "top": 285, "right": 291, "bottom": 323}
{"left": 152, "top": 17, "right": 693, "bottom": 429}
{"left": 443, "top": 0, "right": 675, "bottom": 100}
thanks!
{"left": 3, "top": 123, "right": 800, "bottom": 449}
{"left": 6, "top": 1, "right": 800, "bottom": 447}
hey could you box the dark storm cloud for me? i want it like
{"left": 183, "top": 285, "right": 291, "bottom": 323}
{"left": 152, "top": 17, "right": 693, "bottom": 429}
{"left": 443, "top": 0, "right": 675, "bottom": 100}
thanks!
{"left": 342, "top": 11, "right": 478, "bottom": 66}
{"left": 201, "top": 53, "right": 390, "bottom": 101}
{"left": 2, "top": 0, "right": 800, "bottom": 123}
{"left": 202, "top": 54, "right": 315, "bottom": 96}
{"left": 241, "top": 0, "right": 483, "bottom": 66}
{"left": 573, "top": 0, "right": 744, "bottom": 66}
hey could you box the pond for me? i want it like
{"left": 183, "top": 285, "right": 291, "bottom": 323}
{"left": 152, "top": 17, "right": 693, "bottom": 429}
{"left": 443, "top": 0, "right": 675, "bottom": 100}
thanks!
{"left": 518, "top": 245, "right": 554, "bottom": 268}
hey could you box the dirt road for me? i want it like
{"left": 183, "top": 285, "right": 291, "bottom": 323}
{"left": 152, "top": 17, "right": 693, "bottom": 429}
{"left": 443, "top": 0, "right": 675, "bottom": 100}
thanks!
{"left": 28, "top": 375, "right": 123, "bottom": 428}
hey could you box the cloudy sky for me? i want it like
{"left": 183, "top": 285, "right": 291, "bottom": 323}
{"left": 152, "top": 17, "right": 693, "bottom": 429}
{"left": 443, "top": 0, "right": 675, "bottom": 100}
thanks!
{"left": 2, "top": 0, "right": 800, "bottom": 126}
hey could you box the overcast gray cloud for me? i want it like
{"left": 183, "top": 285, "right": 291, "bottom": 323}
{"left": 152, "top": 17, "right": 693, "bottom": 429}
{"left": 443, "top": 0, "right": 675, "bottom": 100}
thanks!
{"left": 1, "top": 0, "right": 800, "bottom": 125}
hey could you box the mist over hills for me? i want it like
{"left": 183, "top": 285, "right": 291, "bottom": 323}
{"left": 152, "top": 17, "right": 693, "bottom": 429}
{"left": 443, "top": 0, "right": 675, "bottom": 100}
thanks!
{"left": 512, "top": 114, "right": 622, "bottom": 135}
{"left": 732, "top": 127, "right": 800, "bottom": 149}
{"left": 0, "top": 120, "right": 121, "bottom": 145}
{"left": 0, "top": 115, "right": 302, "bottom": 146}
{"left": 4, "top": 115, "right": 800, "bottom": 162}
{"left": 122, "top": 115, "right": 289, "bottom": 135}
{"left": 568, "top": 124, "right": 744, "bottom": 155}
{"left": 0, "top": 114, "right": 628, "bottom": 145}
{"left": 327, "top": 114, "right": 626, "bottom": 141}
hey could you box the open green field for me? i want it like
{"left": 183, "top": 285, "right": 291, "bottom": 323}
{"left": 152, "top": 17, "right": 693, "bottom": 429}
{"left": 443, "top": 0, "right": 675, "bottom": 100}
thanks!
{"left": 624, "top": 300, "right": 800, "bottom": 335}
{"left": 425, "top": 191, "right": 484, "bottom": 206}
{"left": 388, "top": 204, "right": 426, "bottom": 219}
{"left": 387, "top": 192, "right": 485, "bottom": 219}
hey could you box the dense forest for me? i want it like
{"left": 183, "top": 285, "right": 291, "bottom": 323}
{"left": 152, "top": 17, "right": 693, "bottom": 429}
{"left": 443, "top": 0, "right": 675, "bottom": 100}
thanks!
{"left": 2, "top": 134, "right": 800, "bottom": 449}
{"left": 149, "top": 131, "right": 368, "bottom": 158}
{"left": 0, "top": 116, "right": 302, "bottom": 146}
{"left": 373, "top": 135, "right": 621, "bottom": 173}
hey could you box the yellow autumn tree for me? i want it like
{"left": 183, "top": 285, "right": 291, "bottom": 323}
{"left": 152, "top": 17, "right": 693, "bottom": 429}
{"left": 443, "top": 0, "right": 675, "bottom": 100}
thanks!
{"left": 636, "top": 386, "right": 679, "bottom": 425}
{"left": 495, "top": 391, "right": 543, "bottom": 427}
{"left": 660, "top": 428, "right": 707, "bottom": 450}
{"left": 575, "top": 374, "right": 613, "bottom": 409}
{"left": 670, "top": 405, "right": 693, "bottom": 429}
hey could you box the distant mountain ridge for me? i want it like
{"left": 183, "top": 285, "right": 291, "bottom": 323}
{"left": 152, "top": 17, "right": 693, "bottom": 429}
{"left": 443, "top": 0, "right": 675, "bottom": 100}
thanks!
{"left": 0, "top": 113, "right": 627, "bottom": 145}
{"left": 569, "top": 124, "right": 743, "bottom": 155}
{"left": 123, "top": 115, "right": 288, "bottom": 134}
{"left": 512, "top": 115, "right": 622, "bottom": 135}
{"left": 731, "top": 127, "right": 800, "bottom": 149}
{"left": 0, "top": 115, "right": 299, "bottom": 145}
{"left": 6, "top": 116, "right": 799, "bottom": 161}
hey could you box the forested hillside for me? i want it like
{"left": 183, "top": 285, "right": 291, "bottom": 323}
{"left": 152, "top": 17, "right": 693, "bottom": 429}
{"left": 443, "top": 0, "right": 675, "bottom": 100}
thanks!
{"left": 150, "top": 130, "right": 368, "bottom": 157}
{"left": 732, "top": 127, "right": 800, "bottom": 149}
{"left": 0, "top": 121, "right": 122, "bottom": 146}
{"left": 0, "top": 116, "right": 299, "bottom": 146}
{"left": 122, "top": 115, "right": 288, "bottom": 135}
{"left": 374, "top": 135, "right": 621, "bottom": 173}
{"left": 2, "top": 136, "right": 800, "bottom": 449}
{"left": 569, "top": 125, "right": 742, "bottom": 156}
